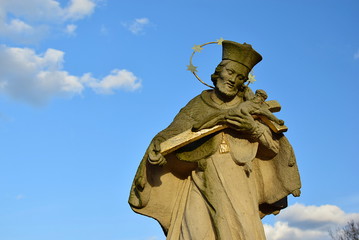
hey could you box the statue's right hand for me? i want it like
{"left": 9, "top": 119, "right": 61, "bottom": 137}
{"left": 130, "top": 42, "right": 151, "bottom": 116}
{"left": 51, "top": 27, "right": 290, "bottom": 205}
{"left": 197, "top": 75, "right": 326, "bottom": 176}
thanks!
{"left": 147, "top": 139, "right": 167, "bottom": 166}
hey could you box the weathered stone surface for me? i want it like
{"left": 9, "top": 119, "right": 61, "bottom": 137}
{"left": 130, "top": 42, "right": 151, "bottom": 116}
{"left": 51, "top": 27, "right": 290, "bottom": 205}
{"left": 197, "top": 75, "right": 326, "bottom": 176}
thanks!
{"left": 129, "top": 40, "right": 301, "bottom": 239}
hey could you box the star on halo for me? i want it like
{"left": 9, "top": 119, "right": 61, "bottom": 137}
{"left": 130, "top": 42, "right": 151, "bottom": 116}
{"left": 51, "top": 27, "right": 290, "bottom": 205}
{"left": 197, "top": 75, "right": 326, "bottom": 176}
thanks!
{"left": 217, "top": 37, "right": 224, "bottom": 45}
{"left": 247, "top": 72, "right": 256, "bottom": 84}
{"left": 192, "top": 45, "right": 203, "bottom": 52}
{"left": 187, "top": 63, "right": 198, "bottom": 73}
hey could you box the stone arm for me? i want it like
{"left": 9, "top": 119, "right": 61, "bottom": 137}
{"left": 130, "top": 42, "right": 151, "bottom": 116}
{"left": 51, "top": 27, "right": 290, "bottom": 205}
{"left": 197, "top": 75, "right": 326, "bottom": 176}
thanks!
{"left": 192, "top": 110, "right": 227, "bottom": 131}
{"left": 254, "top": 122, "right": 280, "bottom": 158}
{"left": 194, "top": 107, "right": 279, "bottom": 157}
{"left": 148, "top": 105, "right": 197, "bottom": 166}
{"left": 226, "top": 108, "right": 280, "bottom": 157}
{"left": 148, "top": 94, "right": 280, "bottom": 164}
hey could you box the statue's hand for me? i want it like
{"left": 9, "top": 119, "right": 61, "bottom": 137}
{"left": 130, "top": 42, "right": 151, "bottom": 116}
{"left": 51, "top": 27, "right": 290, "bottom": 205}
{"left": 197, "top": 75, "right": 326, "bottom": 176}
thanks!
{"left": 147, "top": 138, "right": 167, "bottom": 166}
{"left": 225, "top": 109, "right": 257, "bottom": 133}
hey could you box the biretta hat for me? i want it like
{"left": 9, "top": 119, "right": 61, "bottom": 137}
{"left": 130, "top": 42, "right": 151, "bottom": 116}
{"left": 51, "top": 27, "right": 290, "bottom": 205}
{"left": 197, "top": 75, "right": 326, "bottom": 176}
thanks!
{"left": 222, "top": 40, "right": 262, "bottom": 71}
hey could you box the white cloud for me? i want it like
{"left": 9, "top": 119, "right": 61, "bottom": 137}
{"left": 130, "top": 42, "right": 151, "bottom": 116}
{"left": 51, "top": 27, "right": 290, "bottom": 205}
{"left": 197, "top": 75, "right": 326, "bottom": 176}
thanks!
{"left": 100, "top": 25, "right": 108, "bottom": 35}
{"left": 264, "top": 221, "right": 328, "bottom": 240}
{"left": 1, "top": 0, "right": 95, "bottom": 21}
{"left": 277, "top": 203, "right": 359, "bottom": 230}
{"left": 82, "top": 69, "right": 141, "bottom": 94}
{"left": 354, "top": 49, "right": 359, "bottom": 59}
{"left": 264, "top": 203, "right": 359, "bottom": 240}
{"left": 147, "top": 237, "right": 160, "bottom": 240}
{"left": 0, "top": 45, "right": 141, "bottom": 105}
{"left": 0, "top": 8, "right": 48, "bottom": 43}
{"left": 16, "top": 194, "right": 25, "bottom": 200}
{"left": 0, "top": 45, "right": 82, "bottom": 104}
{"left": 5, "top": 19, "right": 33, "bottom": 33}
{"left": 65, "top": 24, "right": 77, "bottom": 35}
{"left": 0, "top": 0, "right": 96, "bottom": 42}
{"left": 123, "top": 18, "right": 150, "bottom": 35}
{"left": 64, "top": 0, "right": 96, "bottom": 20}
{"left": 0, "top": 0, "right": 63, "bottom": 21}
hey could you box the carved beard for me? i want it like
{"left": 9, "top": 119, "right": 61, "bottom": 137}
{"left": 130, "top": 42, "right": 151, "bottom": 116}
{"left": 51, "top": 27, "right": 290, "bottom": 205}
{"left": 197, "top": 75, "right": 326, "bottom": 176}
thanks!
{"left": 215, "top": 77, "right": 240, "bottom": 98}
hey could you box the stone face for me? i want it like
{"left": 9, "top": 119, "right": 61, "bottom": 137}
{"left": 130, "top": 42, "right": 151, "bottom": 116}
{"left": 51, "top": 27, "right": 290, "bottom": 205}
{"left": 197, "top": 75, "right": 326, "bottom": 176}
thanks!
{"left": 129, "top": 41, "right": 301, "bottom": 239}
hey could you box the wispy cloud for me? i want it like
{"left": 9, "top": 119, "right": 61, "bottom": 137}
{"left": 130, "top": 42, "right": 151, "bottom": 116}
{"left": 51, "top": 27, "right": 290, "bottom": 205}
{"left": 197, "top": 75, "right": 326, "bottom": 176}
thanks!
{"left": 264, "top": 203, "right": 359, "bottom": 240}
{"left": 82, "top": 69, "right": 141, "bottom": 94}
{"left": 65, "top": 24, "right": 77, "bottom": 36}
{"left": 0, "top": 45, "right": 141, "bottom": 105}
{"left": 16, "top": 194, "right": 25, "bottom": 200}
{"left": 64, "top": 0, "right": 96, "bottom": 20}
{"left": 147, "top": 237, "right": 160, "bottom": 240}
{"left": 0, "top": 1, "right": 142, "bottom": 105}
{"left": 122, "top": 18, "right": 150, "bottom": 35}
{"left": 265, "top": 221, "right": 328, "bottom": 240}
{"left": 100, "top": 25, "right": 109, "bottom": 35}
{"left": 354, "top": 49, "right": 359, "bottom": 60}
{"left": 0, "top": 0, "right": 96, "bottom": 43}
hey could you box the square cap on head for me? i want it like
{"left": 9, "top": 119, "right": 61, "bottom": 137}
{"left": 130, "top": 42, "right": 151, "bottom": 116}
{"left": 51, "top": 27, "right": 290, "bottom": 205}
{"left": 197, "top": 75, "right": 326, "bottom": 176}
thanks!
{"left": 222, "top": 40, "right": 262, "bottom": 71}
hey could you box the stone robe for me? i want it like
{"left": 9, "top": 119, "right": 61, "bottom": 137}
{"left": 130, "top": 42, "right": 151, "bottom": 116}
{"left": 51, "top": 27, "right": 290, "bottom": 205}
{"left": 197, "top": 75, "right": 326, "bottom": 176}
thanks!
{"left": 129, "top": 89, "right": 301, "bottom": 240}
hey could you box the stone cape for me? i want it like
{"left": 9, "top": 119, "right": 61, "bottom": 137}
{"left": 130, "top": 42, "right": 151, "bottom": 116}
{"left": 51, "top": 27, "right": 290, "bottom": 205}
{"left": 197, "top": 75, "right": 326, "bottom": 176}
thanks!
{"left": 128, "top": 89, "right": 301, "bottom": 239}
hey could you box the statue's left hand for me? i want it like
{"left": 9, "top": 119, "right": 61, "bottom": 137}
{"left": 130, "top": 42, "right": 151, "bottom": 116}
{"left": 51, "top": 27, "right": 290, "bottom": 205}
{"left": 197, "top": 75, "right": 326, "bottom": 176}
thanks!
{"left": 225, "top": 109, "right": 257, "bottom": 133}
{"left": 147, "top": 138, "right": 167, "bottom": 166}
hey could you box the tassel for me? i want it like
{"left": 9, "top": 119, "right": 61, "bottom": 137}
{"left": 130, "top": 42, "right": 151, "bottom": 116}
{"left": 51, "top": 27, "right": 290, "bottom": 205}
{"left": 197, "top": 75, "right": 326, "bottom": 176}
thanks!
{"left": 219, "top": 132, "right": 230, "bottom": 153}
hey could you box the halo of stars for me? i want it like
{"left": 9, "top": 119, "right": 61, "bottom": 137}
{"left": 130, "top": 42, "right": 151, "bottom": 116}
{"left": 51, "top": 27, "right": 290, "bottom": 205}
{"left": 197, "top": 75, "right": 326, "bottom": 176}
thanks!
{"left": 187, "top": 38, "right": 256, "bottom": 88}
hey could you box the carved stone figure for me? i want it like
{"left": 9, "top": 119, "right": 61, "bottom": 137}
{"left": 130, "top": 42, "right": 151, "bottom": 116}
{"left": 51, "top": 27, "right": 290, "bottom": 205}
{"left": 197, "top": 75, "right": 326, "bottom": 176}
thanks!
{"left": 237, "top": 89, "right": 284, "bottom": 125}
{"left": 129, "top": 40, "right": 301, "bottom": 240}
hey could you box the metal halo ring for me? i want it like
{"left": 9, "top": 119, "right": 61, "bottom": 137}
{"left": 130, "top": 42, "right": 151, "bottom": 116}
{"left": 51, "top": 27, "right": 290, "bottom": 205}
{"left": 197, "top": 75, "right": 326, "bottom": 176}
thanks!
{"left": 187, "top": 39, "right": 224, "bottom": 89}
{"left": 187, "top": 38, "right": 257, "bottom": 88}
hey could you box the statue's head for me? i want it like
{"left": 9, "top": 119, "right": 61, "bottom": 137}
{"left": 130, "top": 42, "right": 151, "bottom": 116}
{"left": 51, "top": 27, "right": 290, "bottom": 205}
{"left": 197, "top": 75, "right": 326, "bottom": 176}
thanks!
{"left": 255, "top": 89, "right": 268, "bottom": 101}
{"left": 211, "top": 41, "right": 262, "bottom": 98}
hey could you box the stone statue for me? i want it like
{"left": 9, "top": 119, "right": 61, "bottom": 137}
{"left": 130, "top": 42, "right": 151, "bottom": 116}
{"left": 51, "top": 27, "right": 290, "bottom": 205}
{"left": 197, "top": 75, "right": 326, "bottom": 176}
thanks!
{"left": 129, "top": 40, "right": 301, "bottom": 240}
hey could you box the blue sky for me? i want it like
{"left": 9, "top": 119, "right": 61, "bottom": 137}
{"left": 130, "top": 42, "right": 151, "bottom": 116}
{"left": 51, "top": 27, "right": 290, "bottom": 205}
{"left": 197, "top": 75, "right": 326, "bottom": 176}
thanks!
{"left": 0, "top": 0, "right": 358, "bottom": 239}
